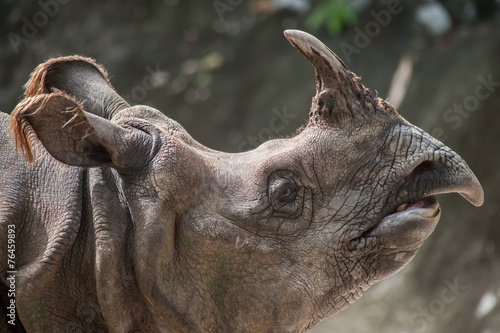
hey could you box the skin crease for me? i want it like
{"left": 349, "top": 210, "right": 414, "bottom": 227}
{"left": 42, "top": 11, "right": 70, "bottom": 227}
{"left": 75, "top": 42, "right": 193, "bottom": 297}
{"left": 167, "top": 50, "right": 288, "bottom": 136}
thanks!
{"left": 0, "top": 31, "right": 483, "bottom": 332}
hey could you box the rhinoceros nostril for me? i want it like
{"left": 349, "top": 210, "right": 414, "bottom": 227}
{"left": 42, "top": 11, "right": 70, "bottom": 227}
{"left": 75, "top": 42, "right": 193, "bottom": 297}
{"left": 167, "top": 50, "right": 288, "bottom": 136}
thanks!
{"left": 407, "top": 160, "right": 440, "bottom": 179}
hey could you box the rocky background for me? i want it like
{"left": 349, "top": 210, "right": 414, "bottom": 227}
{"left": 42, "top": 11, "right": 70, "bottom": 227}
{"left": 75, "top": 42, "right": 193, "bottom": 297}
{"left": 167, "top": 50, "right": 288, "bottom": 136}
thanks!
{"left": 1, "top": 0, "right": 499, "bottom": 332}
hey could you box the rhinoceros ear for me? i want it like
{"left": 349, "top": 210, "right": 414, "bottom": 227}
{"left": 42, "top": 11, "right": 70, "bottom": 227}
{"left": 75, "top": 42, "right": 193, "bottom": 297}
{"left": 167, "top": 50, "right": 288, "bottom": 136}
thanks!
{"left": 284, "top": 30, "right": 398, "bottom": 124}
{"left": 24, "top": 56, "right": 130, "bottom": 120}
{"left": 11, "top": 90, "right": 152, "bottom": 170}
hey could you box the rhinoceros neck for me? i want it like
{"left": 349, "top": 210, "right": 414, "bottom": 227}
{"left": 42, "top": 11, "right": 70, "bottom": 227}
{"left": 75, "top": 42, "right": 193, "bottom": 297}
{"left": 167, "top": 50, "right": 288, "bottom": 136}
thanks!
{"left": 86, "top": 167, "right": 167, "bottom": 331}
{"left": 0, "top": 129, "right": 109, "bottom": 330}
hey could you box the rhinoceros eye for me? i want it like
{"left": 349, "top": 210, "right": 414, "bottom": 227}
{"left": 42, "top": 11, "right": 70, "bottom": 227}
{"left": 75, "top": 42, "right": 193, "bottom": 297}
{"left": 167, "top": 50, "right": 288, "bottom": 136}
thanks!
{"left": 268, "top": 171, "right": 304, "bottom": 218}
{"left": 268, "top": 170, "right": 303, "bottom": 211}
{"left": 278, "top": 183, "right": 298, "bottom": 203}
{"left": 268, "top": 176, "right": 297, "bottom": 202}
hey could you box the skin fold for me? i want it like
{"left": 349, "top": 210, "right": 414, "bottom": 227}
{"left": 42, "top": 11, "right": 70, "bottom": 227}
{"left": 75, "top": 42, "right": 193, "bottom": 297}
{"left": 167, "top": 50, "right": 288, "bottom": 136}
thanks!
{"left": 0, "top": 30, "right": 483, "bottom": 332}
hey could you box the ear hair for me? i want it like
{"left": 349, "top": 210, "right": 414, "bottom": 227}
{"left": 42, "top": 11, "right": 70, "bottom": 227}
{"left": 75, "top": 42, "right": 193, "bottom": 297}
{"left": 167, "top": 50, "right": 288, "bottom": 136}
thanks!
{"left": 24, "top": 56, "right": 111, "bottom": 98}
{"left": 22, "top": 56, "right": 129, "bottom": 120}
{"left": 11, "top": 89, "right": 153, "bottom": 170}
{"left": 10, "top": 90, "right": 85, "bottom": 164}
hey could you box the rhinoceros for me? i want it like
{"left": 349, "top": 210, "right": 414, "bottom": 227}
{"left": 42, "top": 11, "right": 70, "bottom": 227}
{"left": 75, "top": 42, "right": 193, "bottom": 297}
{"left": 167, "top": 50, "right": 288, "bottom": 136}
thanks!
{"left": 0, "top": 30, "right": 483, "bottom": 332}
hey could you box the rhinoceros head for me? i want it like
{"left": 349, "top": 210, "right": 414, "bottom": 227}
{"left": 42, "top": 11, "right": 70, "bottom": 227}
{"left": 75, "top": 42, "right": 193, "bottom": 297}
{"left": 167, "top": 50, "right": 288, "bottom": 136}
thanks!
{"left": 11, "top": 30, "right": 483, "bottom": 332}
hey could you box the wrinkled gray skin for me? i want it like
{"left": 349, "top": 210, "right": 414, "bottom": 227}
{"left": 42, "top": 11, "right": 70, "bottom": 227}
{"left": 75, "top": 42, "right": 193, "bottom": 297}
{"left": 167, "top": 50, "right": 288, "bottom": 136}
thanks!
{"left": 0, "top": 31, "right": 483, "bottom": 332}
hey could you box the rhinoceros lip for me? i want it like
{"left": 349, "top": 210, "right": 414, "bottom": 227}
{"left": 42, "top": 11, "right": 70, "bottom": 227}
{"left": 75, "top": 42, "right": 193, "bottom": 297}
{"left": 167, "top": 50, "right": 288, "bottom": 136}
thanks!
{"left": 370, "top": 196, "right": 440, "bottom": 236}
{"left": 347, "top": 196, "right": 440, "bottom": 253}
{"left": 378, "top": 195, "right": 441, "bottom": 222}
{"left": 389, "top": 196, "right": 440, "bottom": 221}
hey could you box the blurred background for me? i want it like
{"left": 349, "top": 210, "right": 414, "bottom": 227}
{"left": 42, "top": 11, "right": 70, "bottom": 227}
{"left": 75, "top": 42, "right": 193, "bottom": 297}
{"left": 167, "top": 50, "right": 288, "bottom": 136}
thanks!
{"left": 1, "top": 0, "right": 499, "bottom": 332}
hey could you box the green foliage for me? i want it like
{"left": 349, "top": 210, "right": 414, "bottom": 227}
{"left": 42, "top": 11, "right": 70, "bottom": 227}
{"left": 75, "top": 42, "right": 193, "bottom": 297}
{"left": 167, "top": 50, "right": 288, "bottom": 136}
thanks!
{"left": 306, "top": 0, "right": 357, "bottom": 35}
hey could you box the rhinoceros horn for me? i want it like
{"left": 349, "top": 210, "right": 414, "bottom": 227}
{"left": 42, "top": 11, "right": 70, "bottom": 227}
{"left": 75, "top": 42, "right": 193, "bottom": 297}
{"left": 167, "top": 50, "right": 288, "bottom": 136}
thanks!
{"left": 284, "top": 30, "right": 398, "bottom": 124}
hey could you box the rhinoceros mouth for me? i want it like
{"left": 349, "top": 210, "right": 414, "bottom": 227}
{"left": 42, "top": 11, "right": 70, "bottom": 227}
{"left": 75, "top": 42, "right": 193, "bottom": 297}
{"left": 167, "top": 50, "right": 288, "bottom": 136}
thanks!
{"left": 351, "top": 152, "right": 485, "bottom": 251}
{"left": 386, "top": 194, "right": 439, "bottom": 226}
{"left": 346, "top": 195, "right": 441, "bottom": 254}
{"left": 392, "top": 195, "right": 441, "bottom": 219}
{"left": 368, "top": 196, "right": 440, "bottom": 241}
{"left": 346, "top": 156, "right": 484, "bottom": 254}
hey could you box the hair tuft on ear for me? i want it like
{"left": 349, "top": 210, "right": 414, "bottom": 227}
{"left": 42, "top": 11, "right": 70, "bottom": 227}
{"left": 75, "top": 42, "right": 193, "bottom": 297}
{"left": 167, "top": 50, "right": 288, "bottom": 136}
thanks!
{"left": 24, "top": 56, "right": 111, "bottom": 98}
{"left": 10, "top": 91, "right": 85, "bottom": 164}
{"left": 12, "top": 58, "right": 150, "bottom": 169}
